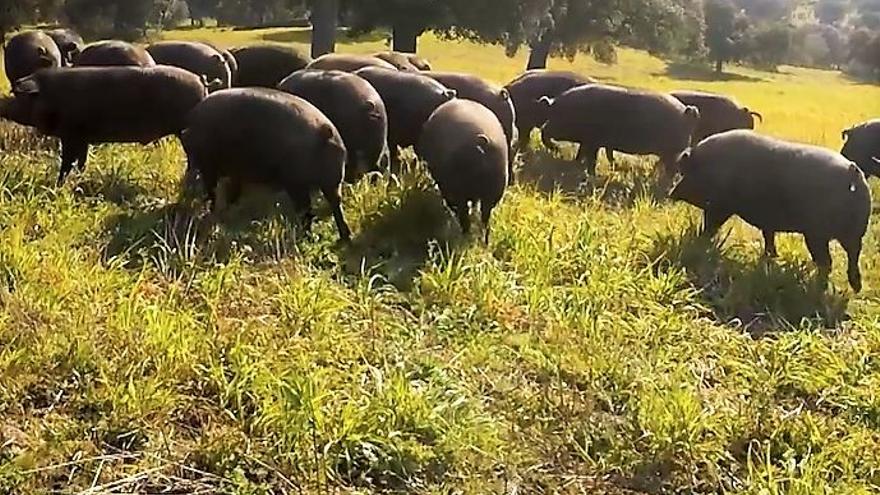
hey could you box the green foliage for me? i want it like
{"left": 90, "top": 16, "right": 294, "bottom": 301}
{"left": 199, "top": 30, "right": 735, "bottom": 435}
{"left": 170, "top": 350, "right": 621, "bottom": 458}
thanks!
{"left": 444, "top": 0, "right": 703, "bottom": 68}
{"left": 705, "top": 0, "right": 748, "bottom": 71}
{"left": 0, "top": 0, "right": 37, "bottom": 40}
{"left": 743, "top": 23, "right": 793, "bottom": 70}
{"left": 734, "top": 0, "right": 793, "bottom": 22}
{"left": 63, "top": 0, "right": 163, "bottom": 39}
{"left": 816, "top": 0, "right": 849, "bottom": 25}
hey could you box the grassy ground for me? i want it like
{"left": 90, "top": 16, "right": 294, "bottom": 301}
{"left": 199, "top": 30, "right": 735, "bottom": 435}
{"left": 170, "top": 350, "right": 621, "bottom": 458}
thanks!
{"left": 2, "top": 28, "right": 880, "bottom": 494}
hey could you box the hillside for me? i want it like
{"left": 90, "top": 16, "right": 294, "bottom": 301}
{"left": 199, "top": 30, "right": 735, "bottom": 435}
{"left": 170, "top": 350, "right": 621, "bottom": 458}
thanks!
{"left": 2, "top": 28, "right": 880, "bottom": 493}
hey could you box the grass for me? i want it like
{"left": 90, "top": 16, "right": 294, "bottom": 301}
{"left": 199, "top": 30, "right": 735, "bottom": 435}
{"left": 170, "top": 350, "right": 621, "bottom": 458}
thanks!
{"left": 2, "top": 27, "right": 880, "bottom": 494}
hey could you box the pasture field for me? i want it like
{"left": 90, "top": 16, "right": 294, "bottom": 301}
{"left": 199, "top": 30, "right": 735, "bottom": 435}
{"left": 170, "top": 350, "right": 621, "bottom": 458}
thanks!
{"left": 2, "top": 27, "right": 880, "bottom": 494}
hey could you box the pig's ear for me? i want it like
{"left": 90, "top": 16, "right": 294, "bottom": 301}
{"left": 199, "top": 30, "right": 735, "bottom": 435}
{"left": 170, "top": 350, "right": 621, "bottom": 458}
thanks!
{"left": 676, "top": 149, "right": 694, "bottom": 173}
{"left": 538, "top": 96, "right": 554, "bottom": 108}
{"left": 13, "top": 76, "right": 40, "bottom": 95}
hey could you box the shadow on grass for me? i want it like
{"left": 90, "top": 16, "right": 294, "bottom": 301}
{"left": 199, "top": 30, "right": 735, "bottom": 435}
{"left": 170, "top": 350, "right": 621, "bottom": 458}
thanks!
{"left": 648, "top": 225, "right": 850, "bottom": 335}
{"left": 517, "top": 149, "right": 586, "bottom": 195}
{"left": 654, "top": 62, "right": 765, "bottom": 83}
{"left": 74, "top": 167, "right": 152, "bottom": 206}
{"left": 102, "top": 186, "right": 342, "bottom": 272}
{"left": 260, "top": 27, "right": 388, "bottom": 45}
{"left": 344, "top": 181, "right": 466, "bottom": 291}
{"left": 260, "top": 28, "right": 313, "bottom": 44}
{"left": 517, "top": 149, "right": 669, "bottom": 207}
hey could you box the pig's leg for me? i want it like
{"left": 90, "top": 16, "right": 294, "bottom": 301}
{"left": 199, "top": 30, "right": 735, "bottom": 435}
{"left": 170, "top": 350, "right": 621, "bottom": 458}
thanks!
{"left": 287, "top": 186, "right": 315, "bottom": 234}
{"left": 225, "top": 179, "right": 243, "bottom": 207}
{"left": 57, "top": 139, "right": 87, "bottom": 186}
{"left": 321, "top": 185, "right": 352, "bottom": 243}
{"left": 578, "top": 145, "right": 599, "bottom": 177}
{"left": 604, "top": 148, "right": 615, "bottom": 166}
{"left": 763, "top": 230, "right": 778, "bottom": 258}
{"left": 451, "top": 201, "right": 471, "bottom": 236}
{"left": 75, "top": 143, "right": 89, "bottom": 171}
{"left": 701, "top": 208, "right": 731, "bottom": 240}
{"left": 388, "top": 143, "right": 401, "bottom": 175}
{"left": 199, "top": 168, "right": 219, "bottom": 212}
{"left": 805, "top": 235, "right": 832, "bottom": 287}
{"left": 839, "top": 236, "right": 863, "bottom": 293}
{"left": 480, "top": 203, "right": 494, "bottom": 245}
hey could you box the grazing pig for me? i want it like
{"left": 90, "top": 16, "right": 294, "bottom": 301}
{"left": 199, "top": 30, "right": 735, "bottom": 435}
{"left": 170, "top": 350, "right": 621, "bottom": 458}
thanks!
{"left": 147, "top": 41, "right": 232, "bottom": 90}
{"left": 417, "top": 99, "right": 508, "bottom": 243}
{"left": 671, "top": 90, "right": 762, "bottom": 143}
{"left": 278, "top": 69, "right": 388, "bottom": 182}
{"left": 45, "top": 28, "right": 84, "bottom": 66}
{"left": 374, "top": 51, "right": 431, "bottom": 71}
{"left": 229, "top": 45, "right": 311, "bottom": 87}
{"left": 180, "top": 88, "right": 351, "bottom": 241}
{"left": 424, "top": 71, "right": 517, "bottom": 177}
{"left": 74, "top": 40, "right": 156, "bottom": 67}
{"left": 4, "top": 31, "right": 62, "bottom": 83}
{"left": 841, "top": 119, "right": 880, "bottom": 178}
{"left": 354, "top": 67, "right": 456, "bottom": 168}
{"left": 307, "top": 53, "right": 396, "bottom": 72}
{"left": 0, "top": 66, "right": 206, "bottom": 185}
{"left": 504, "top": 70, "right": 595, "bottom": 153}
{"left": 671, "top": 130, "right": 871, "bottom": 292}
{"left": 540, "top": 84, "right": 700, "bottom": 177}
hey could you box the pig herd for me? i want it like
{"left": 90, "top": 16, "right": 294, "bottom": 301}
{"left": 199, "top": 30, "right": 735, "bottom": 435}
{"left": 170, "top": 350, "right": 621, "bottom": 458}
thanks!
{"left": 2, "top": 28, "right": 880, "bottom": 291}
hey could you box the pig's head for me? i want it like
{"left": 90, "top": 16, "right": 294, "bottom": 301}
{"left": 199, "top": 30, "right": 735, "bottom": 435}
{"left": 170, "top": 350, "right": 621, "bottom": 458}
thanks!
{"left": 669, "top": 149, "right": 707, "bottom": 207}
{"left": 210, "top": 53, "right": 232, "bottom": 89}
{"left": 0, "top": 76, "right": 42, "bottom": 128}
{"left": 842, "top": 128, "right": 880, "bottom": 178}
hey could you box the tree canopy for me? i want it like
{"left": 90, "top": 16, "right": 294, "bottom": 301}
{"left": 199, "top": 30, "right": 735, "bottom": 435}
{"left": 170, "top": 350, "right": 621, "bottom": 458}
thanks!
{"left": 2, "top": 0, "right": 880, "bottom": 79}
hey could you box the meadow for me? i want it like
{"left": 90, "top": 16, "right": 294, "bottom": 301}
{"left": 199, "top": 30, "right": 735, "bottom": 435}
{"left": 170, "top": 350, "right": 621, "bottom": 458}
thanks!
{"left": 2, "top": 26, "right": 880, "bottom": 494}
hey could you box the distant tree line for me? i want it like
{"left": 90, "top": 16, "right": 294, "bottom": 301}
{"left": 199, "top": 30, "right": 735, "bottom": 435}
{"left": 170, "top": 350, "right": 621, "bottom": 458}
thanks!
{"left": 1, "top": 0, "right": 879, "bottom": 79}
{"left": 704, "top": 0, "right": 880, "bottom": 78}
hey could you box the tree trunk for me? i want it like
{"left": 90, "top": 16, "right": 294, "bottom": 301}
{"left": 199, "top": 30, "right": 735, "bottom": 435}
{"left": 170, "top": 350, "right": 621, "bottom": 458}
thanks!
{"left": 527, "top": 34, "right": 552, "bottom": 70}
{"left": 392, "top": 23, "right": 420, "bottom": 53}
{"left": 310, "top": 0, "right": 338, "bottom": 58}
{"left": 715, "top": 58, "right": 723, "bottom": 73}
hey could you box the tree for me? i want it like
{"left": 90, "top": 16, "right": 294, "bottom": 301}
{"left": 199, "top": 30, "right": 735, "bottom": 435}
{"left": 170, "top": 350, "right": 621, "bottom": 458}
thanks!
{"left": 188, "top": 0, "right": 220, "bottom": 26}
{"left": 705, "top": 0, "right": 746, "bottom": 72}
{"left": 733, "top": 0, "right": 791, "bottom": 21}
{"left": 446, "top": 0, "right": 701, "bottom": 70}
{"left": 344, "top": 0, "right": 452, "bottom": 52}
{"left": 63, "top": 0, "right": 160, "bottom": 38}
{"left": 310, "top": 0, "right": 338, "bottom": 57}
{"left": 815, "top": 0, "right": 848, "bottom": 25}
{"left": 745, "top": 23, "right": 792, "bottom": 70}
{"left": 1, "top": 0, "right": 36, "bottom": 45}
{"left": 35, "top": 0, "right": 66, "bottom": 21}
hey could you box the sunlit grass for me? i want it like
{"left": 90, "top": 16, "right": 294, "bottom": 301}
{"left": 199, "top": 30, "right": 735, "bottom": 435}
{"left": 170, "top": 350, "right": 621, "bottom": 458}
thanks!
{"left": 1, "top": 28, "right": 880, "bottom": 493}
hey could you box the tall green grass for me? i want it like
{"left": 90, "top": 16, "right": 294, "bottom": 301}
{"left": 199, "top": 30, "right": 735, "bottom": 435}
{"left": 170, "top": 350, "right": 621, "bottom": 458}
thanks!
{"left": 1, "top": 29, "right": 880, "bottom": 493}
